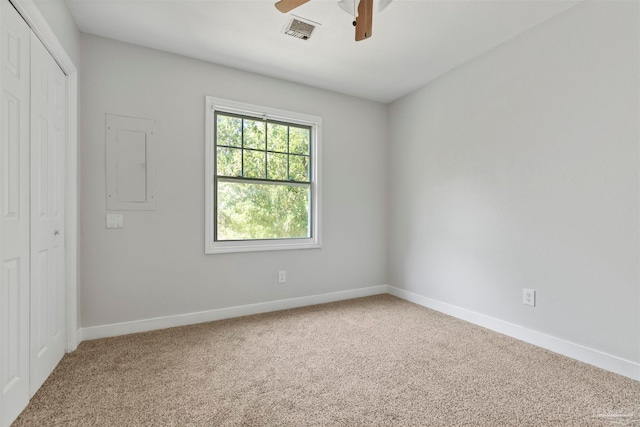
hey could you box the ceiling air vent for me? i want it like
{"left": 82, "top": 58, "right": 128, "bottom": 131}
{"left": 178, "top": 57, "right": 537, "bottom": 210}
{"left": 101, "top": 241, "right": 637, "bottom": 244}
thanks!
{"left": 283, "top": 17, "right": 316, "bottom": 40}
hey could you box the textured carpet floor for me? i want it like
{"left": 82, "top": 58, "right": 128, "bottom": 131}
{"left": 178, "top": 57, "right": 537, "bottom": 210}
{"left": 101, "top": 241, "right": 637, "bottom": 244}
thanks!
{"left": 14, "top": 295, "right": 640, "bottom": 426}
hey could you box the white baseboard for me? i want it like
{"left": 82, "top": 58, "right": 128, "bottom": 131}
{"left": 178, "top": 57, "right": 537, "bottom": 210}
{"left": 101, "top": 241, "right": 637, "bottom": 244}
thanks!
{"left": 387, "top": 286, "right": 640, "bottom": 381}
{"left": 80, "top": 285, "right": 388, "bottom": 341}
{"left": 78, "top": 284, "right": 639, "bottom": 381}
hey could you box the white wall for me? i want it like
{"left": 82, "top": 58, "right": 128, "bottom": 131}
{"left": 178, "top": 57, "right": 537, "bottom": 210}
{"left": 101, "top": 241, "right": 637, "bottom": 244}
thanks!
{"left": 388, "top": 1, "right": 639, "bottom": 364}
{"left": 80, "top": 34, "right": 388, "bottom": 328}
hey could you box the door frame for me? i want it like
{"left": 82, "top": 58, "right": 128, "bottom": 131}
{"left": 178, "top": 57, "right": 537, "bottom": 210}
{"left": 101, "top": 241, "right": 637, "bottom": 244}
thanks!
{"left": 8, "top": 0, "right": 79, "bottom": 351}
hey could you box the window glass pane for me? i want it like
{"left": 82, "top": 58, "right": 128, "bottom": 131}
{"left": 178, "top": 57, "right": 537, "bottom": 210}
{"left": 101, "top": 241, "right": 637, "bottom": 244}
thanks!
{"left": 216, "top": 115, "right": 242, "bottom": 147}
{"left": 216, "top": 147, "right": 242, "bottom": 177}
{"left": 267, "top": 123, "right": 288, "bottom": 153}
{"left": 244, "top": 150, "right": 266, "bottom": 179}
{"left": 243, "top": 119, "right": 266, "bottom": 150}
{"left": 267, "top": 152, "right": 288, "bottom": 181}
{"left": 289, "top": 127, "right": 310, "bottom": 155}
{"left": 217, "top": 181, "right": 310, "bottom": 240}
{"left": 289, "top": 155, "right": 309, "bottom": 182}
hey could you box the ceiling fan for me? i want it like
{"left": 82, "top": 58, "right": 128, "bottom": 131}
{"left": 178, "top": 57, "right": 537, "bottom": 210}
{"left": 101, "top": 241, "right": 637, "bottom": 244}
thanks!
{"left": 275, "top": 0, "right": 392, "bottom": 41}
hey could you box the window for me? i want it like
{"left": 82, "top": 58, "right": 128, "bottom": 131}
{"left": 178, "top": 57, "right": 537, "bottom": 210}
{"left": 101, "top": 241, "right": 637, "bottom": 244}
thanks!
{"left": 205, "top": 97, "right": 322, "bottom": 254}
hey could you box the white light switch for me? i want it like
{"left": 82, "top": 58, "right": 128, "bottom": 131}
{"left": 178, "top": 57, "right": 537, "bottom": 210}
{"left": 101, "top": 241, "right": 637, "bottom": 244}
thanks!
{"left": 106, "top": 214, "right": 124, "bottom": 229}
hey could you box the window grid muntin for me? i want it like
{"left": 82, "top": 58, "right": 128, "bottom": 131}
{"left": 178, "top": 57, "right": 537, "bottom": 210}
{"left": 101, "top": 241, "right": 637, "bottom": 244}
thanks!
{"left": 214, "top": 111, "right": 313, "bottom": 242}
{"left": 215, "top": 111, "right": 311, "bottom": 184}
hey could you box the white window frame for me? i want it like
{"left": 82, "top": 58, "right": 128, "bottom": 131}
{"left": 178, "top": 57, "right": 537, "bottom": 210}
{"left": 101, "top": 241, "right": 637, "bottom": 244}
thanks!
{"left": 205, "top": 96, "right": 322, "bottom": 254}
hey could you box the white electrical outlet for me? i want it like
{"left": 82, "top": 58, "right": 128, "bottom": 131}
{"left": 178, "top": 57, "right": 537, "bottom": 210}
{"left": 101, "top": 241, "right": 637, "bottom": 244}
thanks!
{"left": 523, "top": 288, "right": 536, "bottom": 307}
{"left": 278, "top": 270, "right": 287, "bottom": 284}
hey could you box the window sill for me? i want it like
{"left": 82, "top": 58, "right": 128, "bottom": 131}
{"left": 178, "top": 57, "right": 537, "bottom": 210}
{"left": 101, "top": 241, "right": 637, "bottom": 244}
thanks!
{"left": 205, "top": 239, "right": 321, "bottom": 254}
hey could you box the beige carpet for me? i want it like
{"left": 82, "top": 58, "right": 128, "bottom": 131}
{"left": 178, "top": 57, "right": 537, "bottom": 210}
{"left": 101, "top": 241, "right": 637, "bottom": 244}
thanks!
{"left": 14, "top": 295, "right": 640, "bottom": 426}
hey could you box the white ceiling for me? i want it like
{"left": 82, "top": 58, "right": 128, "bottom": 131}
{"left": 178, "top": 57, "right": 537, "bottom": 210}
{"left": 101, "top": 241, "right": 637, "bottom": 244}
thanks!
{"left": 64, "top": 0, "right": 581, "bottom": 103}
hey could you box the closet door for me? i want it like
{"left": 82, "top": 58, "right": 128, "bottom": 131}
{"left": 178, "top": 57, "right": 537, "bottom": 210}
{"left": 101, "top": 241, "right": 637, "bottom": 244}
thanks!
{"left": 29, "top": 31, "right": 66, "bottom": 396}
{"left": 0, "top": 1, "right": 31, "bottom": 425}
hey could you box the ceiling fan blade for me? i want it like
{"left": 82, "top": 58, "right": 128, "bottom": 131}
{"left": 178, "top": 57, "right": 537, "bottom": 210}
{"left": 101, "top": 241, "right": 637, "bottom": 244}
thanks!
{"left": 355, "top": 0, "right": 373, "bottom": 41}
{"left": 274, "top": 0, "right": 310, "bottom": 13}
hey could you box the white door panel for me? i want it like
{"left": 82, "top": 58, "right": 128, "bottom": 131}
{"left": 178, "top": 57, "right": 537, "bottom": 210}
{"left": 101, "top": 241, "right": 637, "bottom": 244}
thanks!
{"left": 0, "top": 3, "right": 69, "bottom": 424}
{"left": 29, "top": 30, "right": 65, "bottom": 397}
{"left": 0, "top": 1, "right": 31, "bottom": 425}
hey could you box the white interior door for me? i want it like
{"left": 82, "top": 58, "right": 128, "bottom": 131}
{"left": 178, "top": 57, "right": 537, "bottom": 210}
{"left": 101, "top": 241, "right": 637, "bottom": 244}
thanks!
{"left": 29, "top": 30, "right": 66, "bottom": 396}
{"left": 0, "top": 1, "right": 31, "bottom": 424}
